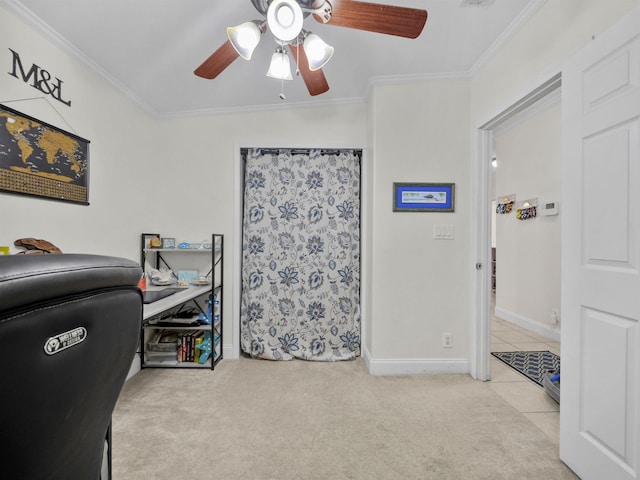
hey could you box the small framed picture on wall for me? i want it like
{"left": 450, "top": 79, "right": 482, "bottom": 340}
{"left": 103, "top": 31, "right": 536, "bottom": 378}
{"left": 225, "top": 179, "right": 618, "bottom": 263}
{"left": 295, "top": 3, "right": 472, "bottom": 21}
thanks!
{"left": 393, "top": 183, "right": 455, "bottom": 212}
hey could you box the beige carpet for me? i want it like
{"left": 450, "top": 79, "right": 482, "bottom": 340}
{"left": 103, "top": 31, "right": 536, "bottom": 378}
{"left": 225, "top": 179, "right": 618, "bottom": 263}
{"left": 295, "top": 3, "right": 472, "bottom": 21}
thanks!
{"left": 112, "top": 357, "right": 578, "bottom": 479}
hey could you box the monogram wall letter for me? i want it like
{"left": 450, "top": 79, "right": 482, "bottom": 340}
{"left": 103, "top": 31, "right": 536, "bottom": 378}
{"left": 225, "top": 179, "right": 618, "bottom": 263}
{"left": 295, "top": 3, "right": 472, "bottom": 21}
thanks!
{"left": 8, "top": 49, "right": 72, "bottom": 107}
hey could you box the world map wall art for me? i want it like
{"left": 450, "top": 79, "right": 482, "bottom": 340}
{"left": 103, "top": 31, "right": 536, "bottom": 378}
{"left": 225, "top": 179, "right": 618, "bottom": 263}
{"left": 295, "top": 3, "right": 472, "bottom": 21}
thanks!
{"left": 0, "top": 104, "right": 90, "bottom": 205}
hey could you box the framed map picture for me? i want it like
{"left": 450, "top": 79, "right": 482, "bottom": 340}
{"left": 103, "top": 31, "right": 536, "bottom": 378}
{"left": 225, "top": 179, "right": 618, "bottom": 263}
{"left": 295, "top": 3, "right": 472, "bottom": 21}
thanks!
{"left": 0, "top": 104, "right": 90, "bottom": 204}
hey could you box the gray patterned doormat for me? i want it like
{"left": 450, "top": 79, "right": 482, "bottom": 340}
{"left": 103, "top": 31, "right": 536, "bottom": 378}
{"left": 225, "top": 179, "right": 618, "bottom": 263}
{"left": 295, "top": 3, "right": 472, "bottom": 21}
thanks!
{"left": 491, "top": 351, "right": 560, "bottom": 387}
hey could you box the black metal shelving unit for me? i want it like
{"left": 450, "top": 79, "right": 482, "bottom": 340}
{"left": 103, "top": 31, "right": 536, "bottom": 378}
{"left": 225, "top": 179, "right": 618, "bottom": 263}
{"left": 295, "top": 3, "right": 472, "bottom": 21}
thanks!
{"left": 139, "top": 233, "right": 223, "bottom": 370}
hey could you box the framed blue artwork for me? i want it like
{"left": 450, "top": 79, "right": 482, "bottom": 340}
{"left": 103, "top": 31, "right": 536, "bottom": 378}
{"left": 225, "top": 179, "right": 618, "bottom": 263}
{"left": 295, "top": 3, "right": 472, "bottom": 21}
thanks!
{"left": 393, "top": 182, "right": 455, "bottom": 212}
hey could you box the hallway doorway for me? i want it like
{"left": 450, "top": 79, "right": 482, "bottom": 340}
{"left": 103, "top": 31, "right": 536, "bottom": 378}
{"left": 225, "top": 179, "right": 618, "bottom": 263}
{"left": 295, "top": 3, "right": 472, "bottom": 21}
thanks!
{"left": 472, "top": 73, "right": 562, "bottom": 382}
{"left": 490, "top": 88, "right": 562, "bottom": 355}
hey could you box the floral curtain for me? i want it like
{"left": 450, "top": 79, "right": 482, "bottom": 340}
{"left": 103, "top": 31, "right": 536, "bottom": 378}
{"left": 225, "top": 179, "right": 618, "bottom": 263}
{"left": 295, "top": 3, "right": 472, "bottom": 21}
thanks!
{"left": 240, "top": 148, "right": 361, "bottom": 361}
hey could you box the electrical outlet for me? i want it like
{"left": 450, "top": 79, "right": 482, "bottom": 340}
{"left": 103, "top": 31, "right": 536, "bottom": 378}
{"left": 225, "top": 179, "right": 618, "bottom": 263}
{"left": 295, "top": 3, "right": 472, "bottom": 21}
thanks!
{"left": 442, "top": 332, "right": 453, "bottom": 348}
{"left": 551, "top": 308, "right": 559, "bottom": 325}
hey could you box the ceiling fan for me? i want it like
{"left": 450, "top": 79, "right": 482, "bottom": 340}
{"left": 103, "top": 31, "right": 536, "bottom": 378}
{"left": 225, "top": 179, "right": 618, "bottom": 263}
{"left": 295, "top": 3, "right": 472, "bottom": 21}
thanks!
{"left": 194, "top": 0, "right": 428, "bottom": 97}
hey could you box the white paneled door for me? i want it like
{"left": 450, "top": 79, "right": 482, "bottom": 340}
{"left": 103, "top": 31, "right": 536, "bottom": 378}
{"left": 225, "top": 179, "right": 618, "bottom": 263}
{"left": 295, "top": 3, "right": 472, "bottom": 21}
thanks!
{"left": 561, "top": 7, "right": 640, "bottom": 480}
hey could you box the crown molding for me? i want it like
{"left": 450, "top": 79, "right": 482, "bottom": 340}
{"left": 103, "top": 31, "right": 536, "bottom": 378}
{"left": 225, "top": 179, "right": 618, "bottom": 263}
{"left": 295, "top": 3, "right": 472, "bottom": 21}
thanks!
{"left": 161, "top": 95, "right": 366, "bottom": 119}
{"left": 369, "top": 70, "right": 471, "bottom": 86}
{"left": 469, "top": 0, "right": 548, "bottom": 76}
{"left": 2, "top": 0, "right": 160, "bottom": 117}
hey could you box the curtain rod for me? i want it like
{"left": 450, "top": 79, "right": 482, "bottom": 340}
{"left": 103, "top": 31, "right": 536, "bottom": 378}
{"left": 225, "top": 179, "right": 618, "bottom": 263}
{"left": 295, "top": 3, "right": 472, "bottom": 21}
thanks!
{"left": 242, "top": 147, "right": 362, "bottom": 157}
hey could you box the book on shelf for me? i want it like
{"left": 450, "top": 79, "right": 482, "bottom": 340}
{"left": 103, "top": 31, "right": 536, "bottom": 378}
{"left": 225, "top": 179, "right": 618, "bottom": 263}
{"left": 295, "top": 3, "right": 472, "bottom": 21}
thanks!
{"left": 194, "top": 335, "right": 203, "bottom": 363}
{"left": 178, "top": 330, "right": 205, "bottom": 363}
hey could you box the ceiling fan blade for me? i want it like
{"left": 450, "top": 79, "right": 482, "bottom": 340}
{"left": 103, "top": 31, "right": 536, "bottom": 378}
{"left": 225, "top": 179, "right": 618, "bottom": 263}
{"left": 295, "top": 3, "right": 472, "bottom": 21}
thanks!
{"left": 288, "top": 44, "right": 330, "bottom": 96}
{"left": 315, "top": 0, "right": 428, "bottom": 39}
{"left": 194, "top": 40, "right": 239, "bottom": 79}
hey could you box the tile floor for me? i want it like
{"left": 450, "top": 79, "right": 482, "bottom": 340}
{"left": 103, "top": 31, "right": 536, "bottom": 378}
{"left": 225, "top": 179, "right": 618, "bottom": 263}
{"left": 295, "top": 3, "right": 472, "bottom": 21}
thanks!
{"left": 489, "top": 308, "right": 561, "bottom": 445}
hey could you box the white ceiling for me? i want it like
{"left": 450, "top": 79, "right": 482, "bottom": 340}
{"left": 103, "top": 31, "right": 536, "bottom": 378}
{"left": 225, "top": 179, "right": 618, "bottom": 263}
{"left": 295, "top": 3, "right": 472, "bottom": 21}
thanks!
{"left": 3, "top": 0, "right": 539, "bottom": 117}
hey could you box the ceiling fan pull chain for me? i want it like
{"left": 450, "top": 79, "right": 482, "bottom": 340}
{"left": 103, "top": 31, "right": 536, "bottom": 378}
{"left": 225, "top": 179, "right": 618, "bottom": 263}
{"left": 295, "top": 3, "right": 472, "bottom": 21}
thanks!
{"left": 280, "top": 77, "right": 286, "bottom": 100}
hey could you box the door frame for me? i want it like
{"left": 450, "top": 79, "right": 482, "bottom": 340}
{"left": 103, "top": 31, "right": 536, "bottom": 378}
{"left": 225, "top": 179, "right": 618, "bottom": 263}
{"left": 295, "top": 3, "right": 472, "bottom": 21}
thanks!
{"left": 471, "top": 73, "right": 562, "bottom": 381}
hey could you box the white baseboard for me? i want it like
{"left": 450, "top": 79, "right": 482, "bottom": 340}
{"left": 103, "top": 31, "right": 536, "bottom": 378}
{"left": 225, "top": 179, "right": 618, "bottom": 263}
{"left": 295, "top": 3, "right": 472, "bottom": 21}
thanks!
{"left": 494, "top": 306, "right": 560, "bottom": 342}
{"left": 130, "top": 346, "right": 470, "bottom": 376}
{"left": 222, "top": 344, "right": 235, "bottom": 360}
{"left": 362, "top": 345, "right": 469, "bottom": 376}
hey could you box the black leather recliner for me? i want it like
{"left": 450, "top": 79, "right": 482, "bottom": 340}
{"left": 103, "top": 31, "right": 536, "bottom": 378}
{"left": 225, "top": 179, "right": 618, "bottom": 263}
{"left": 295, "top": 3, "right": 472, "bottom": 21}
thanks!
{"left": 0, "top": 254, "right": 143, "bottom": 480}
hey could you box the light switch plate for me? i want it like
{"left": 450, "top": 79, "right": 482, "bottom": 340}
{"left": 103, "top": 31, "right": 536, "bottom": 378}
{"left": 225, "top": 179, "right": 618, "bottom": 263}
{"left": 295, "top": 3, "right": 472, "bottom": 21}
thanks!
{"left": 433, "top": 224, "right": 454, "bottom": 240}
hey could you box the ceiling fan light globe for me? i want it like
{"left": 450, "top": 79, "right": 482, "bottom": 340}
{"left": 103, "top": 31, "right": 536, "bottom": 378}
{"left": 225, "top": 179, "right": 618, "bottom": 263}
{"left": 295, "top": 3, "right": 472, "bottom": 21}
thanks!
{"left": 267, "top": 0, "right": 304, "bottom": 42}
{"left": 303, "top": 33, "right": 334, "bottom": 71}
{"left": 266, "top": 49, "right": 293, "bottom": 80}
{"left": 227, "top": 22, "right": 262, "bottom": 60}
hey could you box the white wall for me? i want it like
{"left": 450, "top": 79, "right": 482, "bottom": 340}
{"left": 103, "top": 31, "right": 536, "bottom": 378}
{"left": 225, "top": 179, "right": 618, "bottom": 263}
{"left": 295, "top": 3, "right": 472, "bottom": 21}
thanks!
{"left": 367, "top": 79, "right": 472, "bottom": 374}
{"left": 493, "top": 99, "right": 561, "bottom": 339}
{"left": 0, "top": 7, "right": 160, "bottom": 260}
